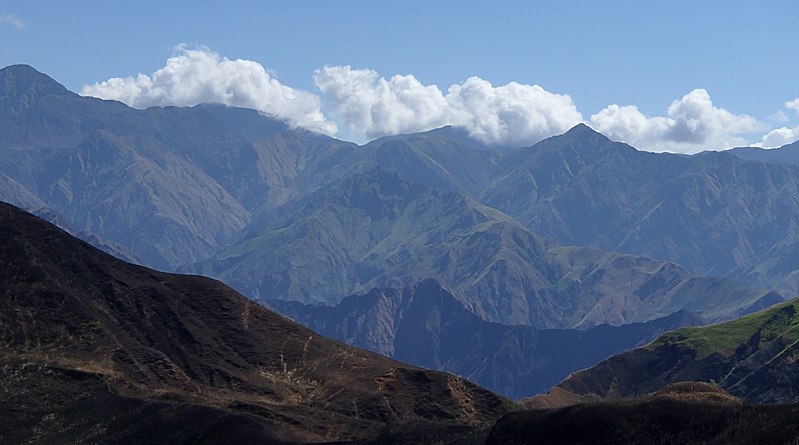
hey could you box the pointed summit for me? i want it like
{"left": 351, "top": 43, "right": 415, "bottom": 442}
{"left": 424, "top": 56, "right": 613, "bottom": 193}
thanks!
{"left": 560, "top": 122, "right": 608, "bottom": 142}
{"left": 517, "top": 123, "right": 615, "bottom": 159}
{"left": 526, "top": 122, "right": 617, "bottom": 158}
{"left": 1, "top": 64, "right": 73, "bottom": 111}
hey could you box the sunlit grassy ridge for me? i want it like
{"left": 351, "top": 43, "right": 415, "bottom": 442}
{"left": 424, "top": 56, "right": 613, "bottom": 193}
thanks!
{"left": 650, "top": 298, "right": 799, "bottom": 358}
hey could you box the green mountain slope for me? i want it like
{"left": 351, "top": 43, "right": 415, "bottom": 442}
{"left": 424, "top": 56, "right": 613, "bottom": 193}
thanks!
{"left": 531, "top": 297, "right": 799, "bottom": 406}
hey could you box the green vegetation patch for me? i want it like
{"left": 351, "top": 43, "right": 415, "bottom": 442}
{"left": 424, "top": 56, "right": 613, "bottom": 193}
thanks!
{"left": 649, "top": 299, "right": 799, "bottom": 359}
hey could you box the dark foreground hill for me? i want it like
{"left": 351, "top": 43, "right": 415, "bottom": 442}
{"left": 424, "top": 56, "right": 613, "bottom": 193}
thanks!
{"left": 527, "top": 297, "right": 799, "bottom": 408}
{"left": 487, "top": 383, "right": 799, "bottom": 445}
{"left": 0, "top": 201, "right": 511, "bottom": 444}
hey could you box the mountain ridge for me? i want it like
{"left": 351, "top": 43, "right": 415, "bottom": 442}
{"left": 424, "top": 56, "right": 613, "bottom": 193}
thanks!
{"left": 5, "top": 64, "right": 799, "bottom": 296}
{"left": 727, "top": 140, "right": 799, "bottom": 166}
{"left": 482, "top": 124, "right": 799, "bottom": 294}
{"left": 0, "top": 64, "right": 74, "bottom": 111}
{"left": 194, "top": 167, "right": 775, "bottom": 329}
{"left": 0, "top": 64, "right": 362, "bottom": 268}
{"left": 269, "top": 278, "right": 705, "bottom": 399}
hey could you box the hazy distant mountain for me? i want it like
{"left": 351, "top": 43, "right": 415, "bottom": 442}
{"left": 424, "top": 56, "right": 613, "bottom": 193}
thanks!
{"left": 7, "top": 64, "right": 799, "bottom": 297}
{"left": 0, "top": 64, "right": 359, "bottom": 269}
{"left": 0, "top": 65, "right": 508, "bottom": 270}
{"left": 270, "top": 279, "right": 703, "bottom": 399}
{"left": 528, "top": 297, "right": 799, "bottom": 408}
{"left": 1, "top": 64, "right": 791, "bottom": 326}
{"left": 0, "top": 171, "right": 45, "bottom": 209}
{"left": 191, "top": 166, "right": 518, "bottom": 310}
{"left": 483, "top": 124, "right": 799, "bottom": 294}
{"left": 354, "top": 128, "right": 500, "bottom": 196}
{"left": 727, "top": 140, "right": 799, "bottom": 166}
{"left": 0, "top": 169, "right": 141, "bottom": 263}
{"left": 370, "top": 125, "right": 510, "bottom": 152}
{"left": 0, "top": 201, "right": 510, "bottom": 443}
{"left": 26, "top": 204, "right": 143, "bottom": 264}
{"left": 194, "top": 167, "right": 776, "bottom": 328}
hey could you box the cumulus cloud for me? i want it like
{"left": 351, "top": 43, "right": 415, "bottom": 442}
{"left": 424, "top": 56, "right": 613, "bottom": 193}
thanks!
{"left": 757, "top": 127, "right": 799, "bottom": 148}
{"left": 754, "top": 97, "right": 799, "bottom": 148}
{"left": 0, "top": 13, "right": 25, "bottom": 30}
{"left": 313, "top": 66, "right": 449, "bottom": 139}
{"left": 82, "top": 46, "right": 335, "bottom": 135}
{"left": 313, "top": 65, "right": 583, "bottom": 146}
{"left": 591, "top": 89, "right": 762, "bottom": 153}
{"left": 787, "top": 98, "right": 799, "bottom": 114}
{"left": 768, "top": 110, "right": 790, "bottom": 124}
{"left": 80, "top": 46, "right": 793, "bottom": 152}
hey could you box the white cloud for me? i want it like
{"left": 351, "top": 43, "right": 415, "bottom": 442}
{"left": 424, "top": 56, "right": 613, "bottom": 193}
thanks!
{"left": 753, "top": 97, "right": 799, "bottom": 148}
{"left": 768, "top": 110, "right": 789, "bottom": 124}
{"left": 757, "top": 127, "right": 799, "bottom": 148}
{"left": 591, "top": 89, "right": 762, "bottom": 153}
{"left": 0, "top": 13, "right": 25, "bottom": 30}
{"left": 313, "top": 66, "right": 583, "bottom": 146}
{"left": 80, "top": 46, "right": 794, "bottom": 152}
{"left": 313, "top": 66, "right": 449, "bottom": 140}
{"left": 787, "top": 97, "right": 799, "bottom": 115}
{"left": 447, "top": 77, "right": 585, "bottom": 146}
{"left": 82, "top": 46, "right": 335, "bottom": 135}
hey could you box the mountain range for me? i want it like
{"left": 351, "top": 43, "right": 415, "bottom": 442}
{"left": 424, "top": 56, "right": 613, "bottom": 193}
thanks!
{"left": 3, "top": 63, "right": 799, "bottom": 402}
{"left": 192, "top": 167, "right": 777, "bottom": 329}
{"left": 4, "top": 200, "right": 799, "bottom": 443}
{"left": 6, "top": 63, "right": 799, "bottom": 298}
{"left": 5, "top": 63, "right": 799, "bottom": 442}
{"left": 479, "top": 125, "right": 799, "bottom": 295}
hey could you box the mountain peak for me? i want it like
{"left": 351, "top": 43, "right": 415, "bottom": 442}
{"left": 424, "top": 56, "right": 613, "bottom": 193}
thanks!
{"left": 1, "top": 64, "right": 73, "bottom": 111}
{"left": 561, "top": 123, "right": 606, "bottom": 140}
{"left": 528, "top": 122, "right": 613, "bottom": 154}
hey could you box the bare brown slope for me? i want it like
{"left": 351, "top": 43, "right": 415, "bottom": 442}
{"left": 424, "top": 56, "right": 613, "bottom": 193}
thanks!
{"left": 0, "top": 201, "right": 510, "bottom": 443}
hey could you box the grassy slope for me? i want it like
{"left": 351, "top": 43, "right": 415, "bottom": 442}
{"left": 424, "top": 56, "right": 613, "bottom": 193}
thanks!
{"left": 651, "top": 299, "right": 799, "bottom": 358}
{"left": 529, "top": 297, "right": 799, "bottom": 407}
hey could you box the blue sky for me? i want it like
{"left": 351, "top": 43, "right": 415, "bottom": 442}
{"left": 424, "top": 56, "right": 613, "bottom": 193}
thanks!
{"left": 2, "top": 1, "right": 797, "bottom": 151}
